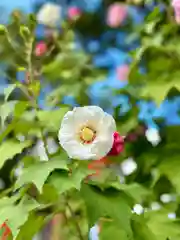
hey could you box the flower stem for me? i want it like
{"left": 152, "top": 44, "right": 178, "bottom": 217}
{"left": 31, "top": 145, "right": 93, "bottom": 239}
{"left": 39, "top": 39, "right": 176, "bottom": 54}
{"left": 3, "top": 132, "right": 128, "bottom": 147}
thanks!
{"left": 66, "top": 200, "right": 84, "bottom": 240}
{"left": 26, "top": 37, "right": 34, "bottom": 84}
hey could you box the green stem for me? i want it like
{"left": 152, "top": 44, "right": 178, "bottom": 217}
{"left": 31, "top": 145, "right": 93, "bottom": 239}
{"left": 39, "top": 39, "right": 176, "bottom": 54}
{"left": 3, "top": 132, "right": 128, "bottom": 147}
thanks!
{"left": 65, "top": 199, "right": 84, "bottom": 240}
{"left": 25, "top": 34, "right": 50, "bottom": 159}
{"left": 26, "top": 37, "right": 34, "bottom": 84}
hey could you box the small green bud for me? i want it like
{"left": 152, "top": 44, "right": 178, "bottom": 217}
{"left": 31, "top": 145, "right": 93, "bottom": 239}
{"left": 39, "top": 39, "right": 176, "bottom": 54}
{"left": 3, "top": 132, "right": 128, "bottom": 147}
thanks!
{"left": 20, "top": 26, "right": 30, "bottom": 40}
{"left": 0, "top": 25, "right": 7, "bottom": 34}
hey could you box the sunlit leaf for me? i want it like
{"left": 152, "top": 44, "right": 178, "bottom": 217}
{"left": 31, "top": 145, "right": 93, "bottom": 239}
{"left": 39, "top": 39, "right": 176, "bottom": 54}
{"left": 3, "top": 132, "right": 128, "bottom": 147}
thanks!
{"left": 15, "top": 156, "right": 68, "bottom": 193}
{"left": 0, "top": 140, "right": 32, "bottom": 169}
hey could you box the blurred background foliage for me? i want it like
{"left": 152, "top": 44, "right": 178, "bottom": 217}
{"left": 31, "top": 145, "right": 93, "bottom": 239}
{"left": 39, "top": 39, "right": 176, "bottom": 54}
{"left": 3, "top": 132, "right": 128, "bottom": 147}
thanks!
{"left": 0, "top": 0, "right": 180, "bottom": 240}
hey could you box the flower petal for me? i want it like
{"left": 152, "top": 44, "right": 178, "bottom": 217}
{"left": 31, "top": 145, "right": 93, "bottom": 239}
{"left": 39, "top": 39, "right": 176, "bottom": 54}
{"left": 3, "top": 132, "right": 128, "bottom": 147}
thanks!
{"left": 58, "top": 106, "right": 116, "bottom": 160}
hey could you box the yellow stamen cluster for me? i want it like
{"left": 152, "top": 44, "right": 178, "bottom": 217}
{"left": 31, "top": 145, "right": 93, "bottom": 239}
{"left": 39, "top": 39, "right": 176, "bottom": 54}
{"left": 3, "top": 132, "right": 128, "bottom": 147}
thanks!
{"left": 80, "top": 127, "right": 96, "bottom": 143}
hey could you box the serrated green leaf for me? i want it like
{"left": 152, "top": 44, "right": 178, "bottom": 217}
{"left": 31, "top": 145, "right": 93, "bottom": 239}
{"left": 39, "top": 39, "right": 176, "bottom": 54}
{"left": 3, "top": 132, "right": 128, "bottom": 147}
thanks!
{"left": 15, "top": 157, "right": 68, "bottom": 193}
{"left": 49, "top": 165, "right": 94, "bottom": 194}
{"left": 80, "top": 184, "right": 132, "bottom": 236}
{"left": 0, "top": 140, "right": 32, "bottom": 169}
{"left": 0, "top": 197, "right": 39, "bottom": 238}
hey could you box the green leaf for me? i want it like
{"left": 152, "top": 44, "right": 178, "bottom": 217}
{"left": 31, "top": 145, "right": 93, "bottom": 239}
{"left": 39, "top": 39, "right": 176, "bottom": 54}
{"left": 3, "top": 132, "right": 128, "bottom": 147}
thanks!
{"left": 16, "top": 213, "right": 44, "bottom": 240}
{"left": 146, "top": 7, "right": 160, "bottom": 22}
{"left": 14, "top": 101, "right": 29, "bottom": 118}
{"left": 0, "top": 197, "right": 39, "bottom": 238}
{"left": 111, "top": 182, "right": 150, "bottom": 203}
{"left": 132, "top": 215, "right": 157, "bottom": 240}
{"left": 0, "top": 101, "right": 17, "bottom": 126}
{"left": 49, "top": 165, "right": 94, "bottom": 194}
{"left": 99, "top": 222, "right": 129, "bottom": 240}
{"left": 158, "top": 156, "right": 180, "bottom": 192}
{"left": 39, "top": 184, "right": 59, "bottom": 203}
{"left": 0, "top": 140, "right": 32, "bottom": 169}
{"left": 0, "top": 101, "right": 29, "bottom": 127}
{"left": 15, "top": 156, "right": 68, "bottom": 193}
{"left": 145, "top": 210, "right": 180, "bottom": 240}
{"left": 141, "top": 81, "right": 180, "bottom": 105}
{"left": 37, "top": 107, "right": 70, "bottom": 132}
{"left": 4, "top": 84, "right": 16, "bottom": 101}
{"left": 13, "top": 120, "right": 39, "bottom": 136}
{"left": 80, "top": 184, "right": 132, "bottom": 236}
{"left": 165, "top": 125, "right": 180, "bottom": 145}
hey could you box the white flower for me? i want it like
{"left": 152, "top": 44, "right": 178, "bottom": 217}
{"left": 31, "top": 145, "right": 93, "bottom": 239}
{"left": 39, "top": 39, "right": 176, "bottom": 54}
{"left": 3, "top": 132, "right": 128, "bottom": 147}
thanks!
{"left": 58, "top": 106, "right": 116, "bottom": 160}
{"left": 37, "top": 3, "right": 62, "bottom": 27}
{"left": 145, "top": 128, "right": 161, "bottom": 146}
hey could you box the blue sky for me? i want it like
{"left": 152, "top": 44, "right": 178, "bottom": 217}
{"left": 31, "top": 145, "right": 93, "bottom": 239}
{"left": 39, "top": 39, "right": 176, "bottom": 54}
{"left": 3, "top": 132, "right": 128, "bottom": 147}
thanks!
{"left": 0, "top": 0, "right": 32, "bottom": 11}
{"left": 0, "top": 0, "right": 33, "bottom": 19}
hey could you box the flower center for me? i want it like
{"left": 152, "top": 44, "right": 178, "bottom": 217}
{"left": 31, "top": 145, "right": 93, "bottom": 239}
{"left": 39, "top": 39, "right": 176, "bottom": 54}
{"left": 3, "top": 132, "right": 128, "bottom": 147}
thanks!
{"left": 80, "top": 126, "right": 96, "bottom": 143}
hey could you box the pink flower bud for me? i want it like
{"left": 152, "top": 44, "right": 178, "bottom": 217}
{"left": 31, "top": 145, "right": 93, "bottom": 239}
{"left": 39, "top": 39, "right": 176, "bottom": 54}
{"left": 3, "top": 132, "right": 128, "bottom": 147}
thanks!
{"left": 116, "top": 64, "right": 129, "bottom": 81}
{"left": 172, "top": 0, "right": 180, "bottom": 23}
{"left": 108, "top": 132, "right": 124, "bottom": 156}
{"left": 35, "top": 41, "right": 47, "bottom": 57}
{"left": 67, "top": 7, "right": 81, "bottom": 20}
{"left": 106, "top": 3, "right": 128, "bottom": 28}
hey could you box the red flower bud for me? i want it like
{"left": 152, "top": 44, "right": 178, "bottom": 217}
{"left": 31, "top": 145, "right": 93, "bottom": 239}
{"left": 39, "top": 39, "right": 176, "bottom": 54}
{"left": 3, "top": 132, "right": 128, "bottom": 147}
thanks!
{"left": 108, "top": 132, "right": 124, "bottom": 156}
{"left": 35, "top": 41, "right": 47, "bottom": 57}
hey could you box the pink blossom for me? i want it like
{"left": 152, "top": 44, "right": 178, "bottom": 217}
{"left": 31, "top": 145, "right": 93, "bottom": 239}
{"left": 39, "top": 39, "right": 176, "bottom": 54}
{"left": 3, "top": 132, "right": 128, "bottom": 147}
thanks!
{"left": 172, "top": 0, "right": 180, "bottom": 23}
{"left": 67, "top": 7, "right": 81, "bottom": 20}
{"left": 35, "top": 41, "right": 47, "bottom": 57}
{"left": 116, "top": 64, "right": 129, "bottom": 81}
{"left": 106, "top": 3, "right": 128, "bottom": 28}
